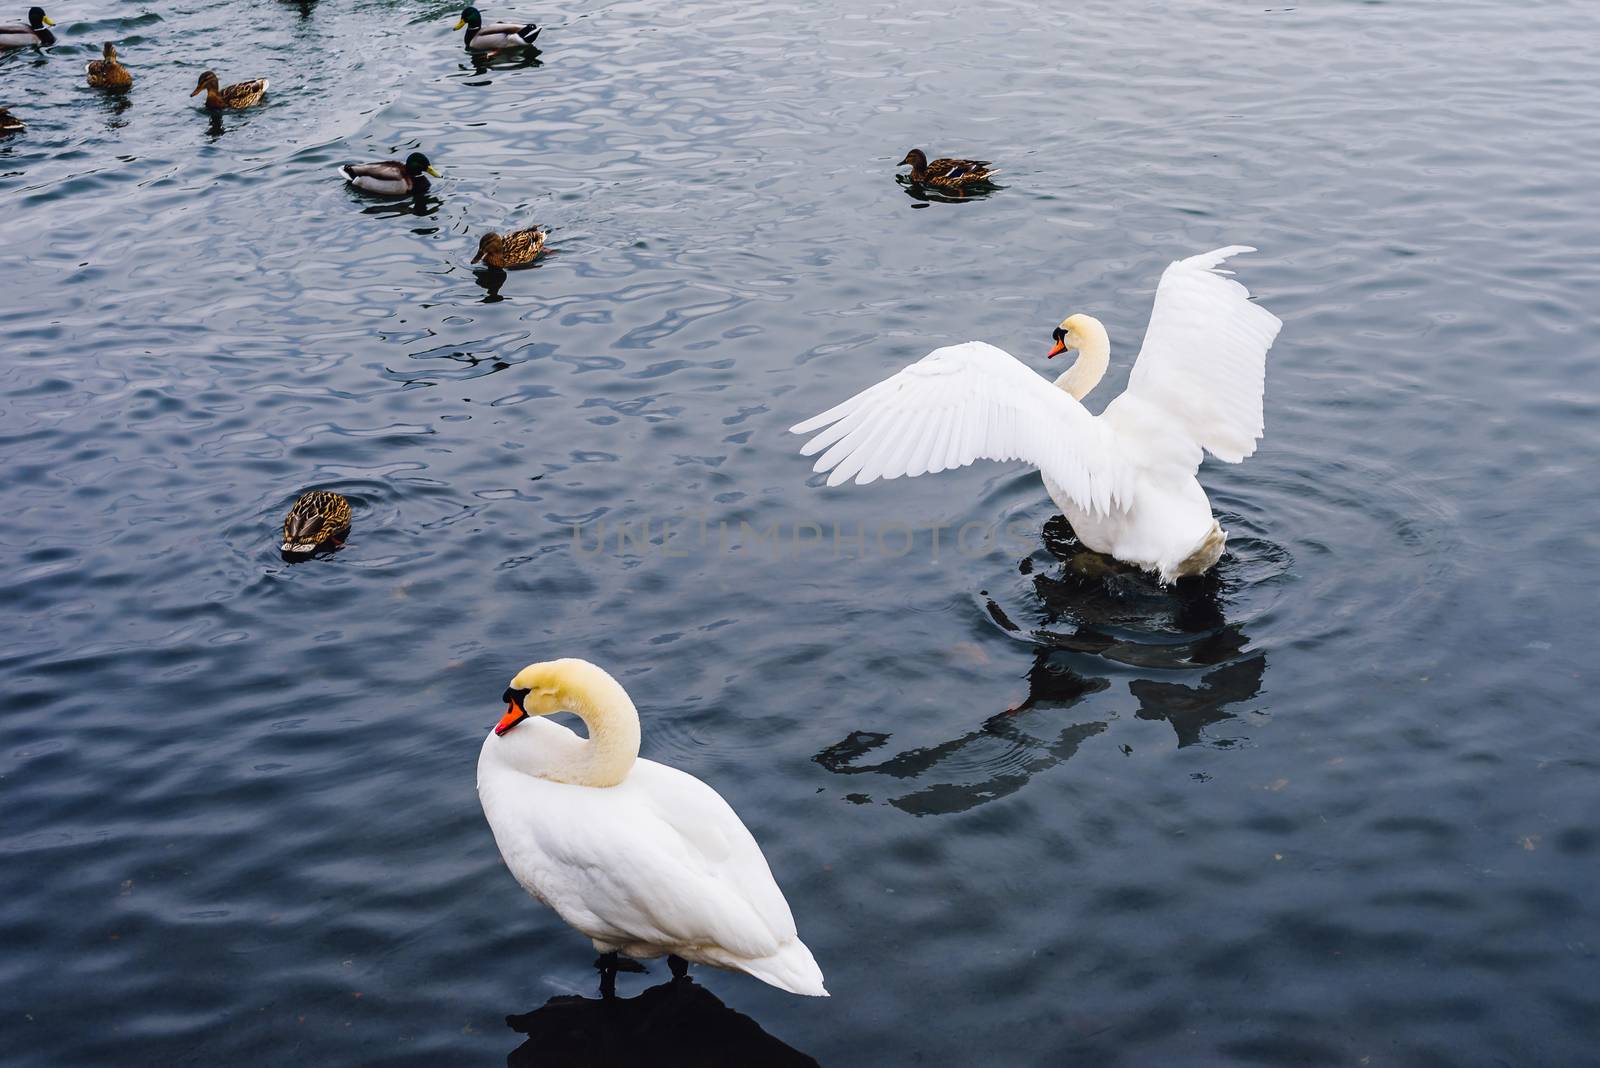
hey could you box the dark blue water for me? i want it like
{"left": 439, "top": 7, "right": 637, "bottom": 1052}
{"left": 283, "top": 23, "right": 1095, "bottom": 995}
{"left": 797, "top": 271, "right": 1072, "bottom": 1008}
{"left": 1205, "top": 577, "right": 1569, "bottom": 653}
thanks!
{"left": 4, "top": 0, "right": 1598, "bottom": 1064}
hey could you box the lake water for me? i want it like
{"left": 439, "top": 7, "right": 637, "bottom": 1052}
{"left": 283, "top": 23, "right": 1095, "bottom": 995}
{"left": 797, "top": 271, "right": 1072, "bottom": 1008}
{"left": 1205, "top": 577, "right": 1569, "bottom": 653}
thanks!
{"left": 3, "top": 0, "right": 1598, "bottom": 1064}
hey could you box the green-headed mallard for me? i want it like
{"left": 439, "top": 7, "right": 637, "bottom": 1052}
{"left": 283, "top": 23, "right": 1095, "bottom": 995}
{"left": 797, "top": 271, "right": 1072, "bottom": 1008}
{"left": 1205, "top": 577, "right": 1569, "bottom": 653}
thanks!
{"left": 340, "top": 152, "right": 440, "bottom": 197}
{"left": 897, "top": 149, "right": 999, "bottom": 194}
{"left": 281, "top": 490, "right": 351, "bottom": 555}
{"left": 0, "top": 107, "right": 22, "bottom": 135}
{"left": 86, "top": 41, "right": 133, "bottom": 92}
{"left": 454, "top": 6, "right": 539, "bottom": 51}
{"left": 472, "top": 226, "right": 546, "bottom": 268}
{"left": 0, "top": 6, "right": 54, "bottom": 47}
{"left": 191, "top": 70, "right": 268, "bottom": 110}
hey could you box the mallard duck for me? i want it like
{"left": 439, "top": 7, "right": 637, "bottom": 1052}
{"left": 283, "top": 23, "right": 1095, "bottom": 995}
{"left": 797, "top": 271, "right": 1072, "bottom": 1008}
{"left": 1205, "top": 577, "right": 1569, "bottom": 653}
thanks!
{"left": 472, "top": 226, "right": 546, "bottom": 268}
{"left": 897, "top": 149, "right": 999, "bottom": 194}
{"left": 454, "top": 6, "right": 539, "bottom": 50}
{"left": 339, "top": 152, "right": 439, "bottom": 197}
{"left": 281, "top": 490, "right": 351, "bottom": 555}
{"left": 86, "top": 42, "right": 133, "bottom": 92}
{"left": 190, "top": 70, "right": 268, "bottom": 110}
{"left": 0, "top": 6, "right": 53, "bottom": 47}
{"left": 0, "top": 107, "right": 22, "bottom": 135}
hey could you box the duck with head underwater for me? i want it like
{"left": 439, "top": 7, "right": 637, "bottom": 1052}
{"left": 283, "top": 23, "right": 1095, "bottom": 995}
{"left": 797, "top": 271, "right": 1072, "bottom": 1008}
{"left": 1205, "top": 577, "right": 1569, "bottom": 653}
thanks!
{"left": 339, "top": 152, "right": 440, "bottom": 198}
{"left": 0, "top": 7, "right": 54, "bottom": 47}
{"left": 280, "top": 490, "right": 351, "bottom": 557}
{"left": 454, "top": 6, "right": 539, "bottom": 51}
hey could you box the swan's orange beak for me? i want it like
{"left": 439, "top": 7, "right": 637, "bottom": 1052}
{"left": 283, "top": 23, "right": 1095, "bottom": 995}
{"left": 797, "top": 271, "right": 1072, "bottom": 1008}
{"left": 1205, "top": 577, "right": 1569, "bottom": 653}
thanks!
{"left": 1047, "top": 340, "right": 1066, "bottom": 358}
{"left": 495, "top": 702, "right": 527, "bottom": 735}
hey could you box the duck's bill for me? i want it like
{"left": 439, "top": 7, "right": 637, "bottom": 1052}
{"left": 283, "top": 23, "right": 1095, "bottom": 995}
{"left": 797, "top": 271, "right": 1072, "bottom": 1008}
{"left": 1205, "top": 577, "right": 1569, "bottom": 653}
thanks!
{"left": 1047, "top": 340, "right": 1066, "bottom": 358}
{"left": 426, "top": 166, "right": 441, "bottom": 177}
{"left": 190, "top": 86, "right": 203, "bottom": 96}
{"left": 471, "top": 249, "right": 485, "bottom": 263}
{"left": 43, "top": 15, "right": 54, "bottom": 24}
{"left": 453, "top": 18, "right": 466, "bottom": 29}
{"left": 494, "top": 703, "right": 528, "bottom": 735}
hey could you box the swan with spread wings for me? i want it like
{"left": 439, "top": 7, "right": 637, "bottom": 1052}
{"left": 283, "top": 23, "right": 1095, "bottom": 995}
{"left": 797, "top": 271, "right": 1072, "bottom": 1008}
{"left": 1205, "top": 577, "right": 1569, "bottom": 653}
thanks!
{"left": 791, "top": 247, "right": 1283, "bottom": 582}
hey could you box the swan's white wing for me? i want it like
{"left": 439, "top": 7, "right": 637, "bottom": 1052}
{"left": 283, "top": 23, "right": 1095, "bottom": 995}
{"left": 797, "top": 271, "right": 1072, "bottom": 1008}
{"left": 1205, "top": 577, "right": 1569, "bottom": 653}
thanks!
{"left": 790, "top": 340, "right": 1130, "bottom": 516}
{"left": 1124, "top": 246, "right": 1283, "bottom": 464}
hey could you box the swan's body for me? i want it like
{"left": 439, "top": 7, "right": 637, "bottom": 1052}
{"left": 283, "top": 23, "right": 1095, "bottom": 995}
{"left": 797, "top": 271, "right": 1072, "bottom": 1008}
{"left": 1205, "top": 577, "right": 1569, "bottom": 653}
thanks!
{"left": 792, "top": 246, "right": 1282, "bottom": 582}
{"left": 478, "top": 659, "right": 827, "bottom": 997}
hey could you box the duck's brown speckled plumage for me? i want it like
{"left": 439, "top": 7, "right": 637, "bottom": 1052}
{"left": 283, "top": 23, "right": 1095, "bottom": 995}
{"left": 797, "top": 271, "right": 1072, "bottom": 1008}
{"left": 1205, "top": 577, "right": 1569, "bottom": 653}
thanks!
{"left": 191, "top": 70, "right": 268, "bottom": 110}
{"left": 897, "top": 148, "right": 999, "bottom": 194}
{"left": 281, "top": 491, "right": 351, "bottom": 554}
{"left": 87, "top": 42, "right": 133, "bottom": 92}
{"left": 472, "top": 226, "right": 546, "bottom": 269}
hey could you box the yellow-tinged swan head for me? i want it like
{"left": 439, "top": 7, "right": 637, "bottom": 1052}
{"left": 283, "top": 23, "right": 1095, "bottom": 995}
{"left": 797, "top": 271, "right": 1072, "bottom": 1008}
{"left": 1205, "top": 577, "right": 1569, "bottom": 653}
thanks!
{"left": 496, "top": 658, "right": 628, "bottom": 736}
{"left": 1048, "top": 313, "right": 1104, "bottom": 359}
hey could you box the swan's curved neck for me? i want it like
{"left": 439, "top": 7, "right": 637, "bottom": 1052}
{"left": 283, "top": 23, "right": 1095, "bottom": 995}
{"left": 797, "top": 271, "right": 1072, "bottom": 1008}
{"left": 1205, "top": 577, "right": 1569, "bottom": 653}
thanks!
{"left": 519, "top": 661, "right": 642, "bottom": 788}
{"left": 1054, "top": 317, "right": 1110, "bottom": 401}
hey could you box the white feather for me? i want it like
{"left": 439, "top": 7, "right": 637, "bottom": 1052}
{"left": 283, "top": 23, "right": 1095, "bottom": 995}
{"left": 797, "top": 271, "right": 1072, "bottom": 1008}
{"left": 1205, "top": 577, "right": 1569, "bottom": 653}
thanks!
{"left": 478, "top": 661, "right": 827, "bottom": 997}
{"left": 791, "top": 247, "right": 1282, "bottom": 581}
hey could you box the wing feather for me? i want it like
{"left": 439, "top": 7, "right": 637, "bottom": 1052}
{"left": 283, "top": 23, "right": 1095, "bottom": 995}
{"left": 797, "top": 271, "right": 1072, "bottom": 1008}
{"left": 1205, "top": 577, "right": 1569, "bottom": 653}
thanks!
{"left": 1123, "top": 246, "right": 1282, "bottom": 463}
{"left": 792, "top": 341, "right": 1131, "bottom": 515}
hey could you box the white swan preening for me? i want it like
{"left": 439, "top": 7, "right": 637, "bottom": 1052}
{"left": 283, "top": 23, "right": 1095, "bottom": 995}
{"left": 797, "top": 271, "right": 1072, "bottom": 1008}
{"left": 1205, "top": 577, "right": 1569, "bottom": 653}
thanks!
{"left": 791, "top": 246, "right": 1283, "bottom": 582}
{"left": 477, "top": 658, "right": 828, "bottom": 997}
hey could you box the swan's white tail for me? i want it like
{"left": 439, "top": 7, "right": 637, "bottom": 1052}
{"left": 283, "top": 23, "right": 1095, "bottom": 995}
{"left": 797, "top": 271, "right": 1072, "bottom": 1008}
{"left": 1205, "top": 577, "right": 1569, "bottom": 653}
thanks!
{"left": 726, "top": 939, "right": 828, "bottom": 997}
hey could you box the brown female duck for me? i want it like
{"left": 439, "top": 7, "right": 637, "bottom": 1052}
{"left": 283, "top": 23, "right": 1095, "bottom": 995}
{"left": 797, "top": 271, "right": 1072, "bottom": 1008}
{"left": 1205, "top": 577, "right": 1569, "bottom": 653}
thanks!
{"left": 191, "top": 70, "right": 269, "bottom": 110}
{"left": 86, "top": 42, "right": 133, "bottom": 92}
{"left": 281, "top": 491, "right": 351, "bottom": 555}
{"left": 897, "top": 149, "right": 1000, "bottom": 194}
{"left": 472, "top": 226, "right": 546, "bottom": 268}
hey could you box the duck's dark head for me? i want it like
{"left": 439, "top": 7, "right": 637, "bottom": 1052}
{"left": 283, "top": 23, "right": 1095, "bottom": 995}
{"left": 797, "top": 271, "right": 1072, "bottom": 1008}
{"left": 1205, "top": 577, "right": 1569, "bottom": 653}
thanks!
{"left": 191, "top": 70, "right": 220, "bottom": 96}
{"left": 28, "top": 7, "right": 52, "bottom": 29}
{"left": 455, "top": 6, "right": 482, "bottom": 30}
{"left": 897, "top": 148, "right": 927, "bottom": 171}
{"left": 404, "top": 151, "right": 439, "bottom": 177}
{"left": 101, "top": 41, "right": 117, "bottom": 60}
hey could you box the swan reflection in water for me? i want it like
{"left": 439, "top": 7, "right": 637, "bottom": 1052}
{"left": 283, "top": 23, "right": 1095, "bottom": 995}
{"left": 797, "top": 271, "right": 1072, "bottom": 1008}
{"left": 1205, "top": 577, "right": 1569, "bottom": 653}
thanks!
{"left": 816, "top": 515, "right": 1268, "bottom": 815}
{"left": 506, "top": 975, "right": 818, "bottom": 1068}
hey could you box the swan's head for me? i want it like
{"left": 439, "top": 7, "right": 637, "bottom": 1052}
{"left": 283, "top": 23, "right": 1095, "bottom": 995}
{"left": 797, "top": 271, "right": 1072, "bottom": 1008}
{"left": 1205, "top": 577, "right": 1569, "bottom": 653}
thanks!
{"left": 495, "top": 658, "right": 623, "bottom": 736}
{"left": 1048, "top": 313, "right": 1103, "bottom": 359}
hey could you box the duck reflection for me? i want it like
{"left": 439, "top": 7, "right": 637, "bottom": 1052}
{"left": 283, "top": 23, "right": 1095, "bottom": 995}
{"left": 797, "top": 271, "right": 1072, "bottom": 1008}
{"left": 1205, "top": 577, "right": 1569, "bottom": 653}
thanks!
{"left": 816, "top": 515, "right": 1267, "bottom": 814}
{"left": 359, "top": 191, "right": 440, "bottom": 220}
{"left": 97, "top": 92, "right": 132, "bottom": 132}
{"left": 506, "top": 976, "right": 818, "bottom": 1068}
{"left": 896, "top": 175, "right": 1001, "bottom": 206}
{"left": 474, "top": 265, "right": 507, "bottom": 302}
{"left": 466, "top": 47, "right": 543, "bottom": 77}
